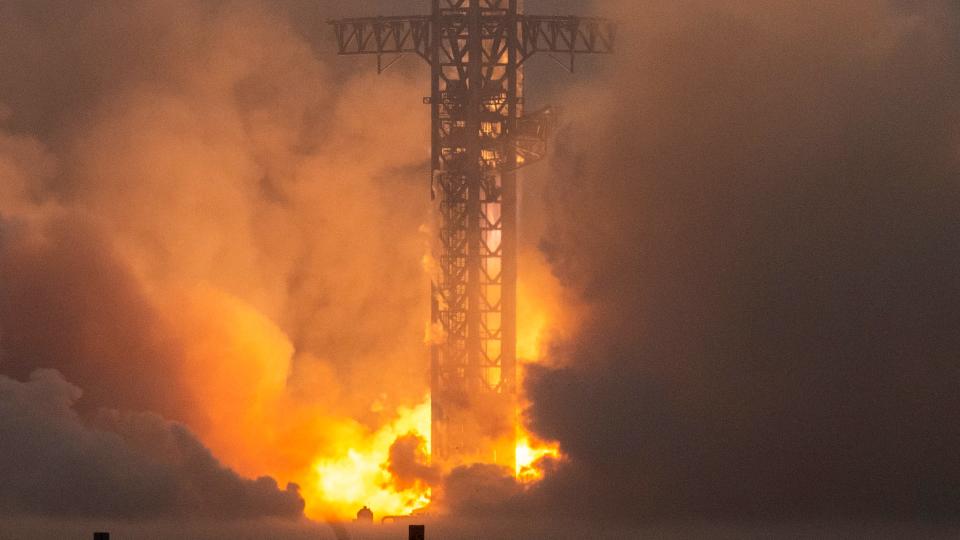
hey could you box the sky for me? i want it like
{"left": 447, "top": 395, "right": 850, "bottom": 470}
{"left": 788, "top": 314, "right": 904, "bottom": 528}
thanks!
{"left": 2, "top": 0, "right": 960, "bottom": 538}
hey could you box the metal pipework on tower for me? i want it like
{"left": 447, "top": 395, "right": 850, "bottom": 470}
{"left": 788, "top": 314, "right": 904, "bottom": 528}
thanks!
{"left": 329, "top": 0, "right": 613, "bottom": 473}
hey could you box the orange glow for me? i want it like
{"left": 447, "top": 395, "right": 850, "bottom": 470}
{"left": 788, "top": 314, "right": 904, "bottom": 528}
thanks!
{"left": 513, "top": 251, "right": 575, "bottom": 484}
{"left": 516, "top": 251, "right": 579, "bottom": 363}
{"left": 151, "top": 249, "right": 574, "bottom": 520}
{"left": 517, "top": 277, "right": 552, "bottom": 361}
{"left": 305, "top": 397, "right": 432, "bottom": 520}
{"left": 161, "top": 286, "right": 434, "bottom": 522}
{"left": 516, "top": 434, "right": 561, "bottom": 483}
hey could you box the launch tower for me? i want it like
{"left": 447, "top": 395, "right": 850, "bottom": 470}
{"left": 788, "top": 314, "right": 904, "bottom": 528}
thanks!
{"left": 330, "top": 1, "right": 613, "bottom": 472}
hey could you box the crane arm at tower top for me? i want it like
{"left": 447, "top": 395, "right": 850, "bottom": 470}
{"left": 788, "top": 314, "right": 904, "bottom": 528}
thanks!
{"left": 330, "top": 16, "right": 433, "bottom": 60}
{"left": 516, "top": 16, "right": 615, "bottom": 63}
{"left": 328, "top": 14, "right": 614, "bottom": 69}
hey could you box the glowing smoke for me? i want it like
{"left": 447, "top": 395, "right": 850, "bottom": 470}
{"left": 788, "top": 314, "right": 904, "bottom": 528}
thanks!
{"left": 0, "top": 0, "right": 434, "bottom": 520}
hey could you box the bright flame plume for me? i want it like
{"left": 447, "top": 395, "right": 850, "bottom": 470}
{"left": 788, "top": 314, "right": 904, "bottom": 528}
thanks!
{"left": 305, "top": 397, "right": 432, "bottom": 520}
{"left": 516, "top": 435, "right": 561, "bottom": 483}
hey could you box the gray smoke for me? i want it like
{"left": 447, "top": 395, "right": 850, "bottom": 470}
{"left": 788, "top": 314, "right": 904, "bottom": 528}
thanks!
{"left": 0, "top": 368, "right": 303, "bottom": 519}
{"left": 520, "top": 0, "right": 960, "bottom": 523}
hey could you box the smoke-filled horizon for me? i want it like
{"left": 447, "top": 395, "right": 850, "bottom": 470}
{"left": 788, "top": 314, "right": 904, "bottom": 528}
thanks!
{"left": 2, "top": 0, "right": 960, "bottom": 538}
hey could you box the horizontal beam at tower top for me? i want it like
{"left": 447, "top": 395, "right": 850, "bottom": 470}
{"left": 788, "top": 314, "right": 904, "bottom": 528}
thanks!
{"left": 329, "top": 15, "right": 614, "bottom": 64}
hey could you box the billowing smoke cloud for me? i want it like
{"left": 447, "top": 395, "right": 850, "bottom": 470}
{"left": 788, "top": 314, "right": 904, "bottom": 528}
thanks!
{"left": 0, "top": 216, "right": 189, "bottom": 419}
{"left": 0, "top": 0, "right": 433, "bottom": 519}
{"left": 387, "top": 434, "right": 440, "bottom": 492}
{"left": 516, "top": 0, "right": 960, "bottom": 523}
{"left": 0, "top": 368, "right": 302, "bottom": 518}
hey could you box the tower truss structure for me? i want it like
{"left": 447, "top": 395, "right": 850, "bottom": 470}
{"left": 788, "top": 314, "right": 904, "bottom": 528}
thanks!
{"left": 330, "top": 1, "right": 613, "bottom": 471}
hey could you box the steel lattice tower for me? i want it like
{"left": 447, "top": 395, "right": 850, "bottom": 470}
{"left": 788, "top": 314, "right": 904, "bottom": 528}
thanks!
{"left": 330, "top": 1, "right": 613, "bottom": 472}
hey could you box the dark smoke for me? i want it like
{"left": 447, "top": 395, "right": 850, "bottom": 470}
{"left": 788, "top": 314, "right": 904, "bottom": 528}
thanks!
{"left": 0, "top": 368, "right": 303, "bottom": 519}
{"left": 520, "top": 0, "right": 960, "bottom": 523}
{"left": 441, "top": 464, "right": 523, "bottom": 516}
{"left": 387, "top": 434, "right": 441, "bottom": 492}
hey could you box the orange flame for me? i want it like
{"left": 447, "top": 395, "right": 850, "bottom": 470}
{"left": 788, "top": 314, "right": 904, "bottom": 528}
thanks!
{"left": 516, "top": 435, "right": 561, "bottom": 483}
{"left": 158, "top": 248, "right": 574, "bottom": 520}
{"left": 161, "top": 287, "right": 434, "bottom": 522}
{"left": 305, "top": 397, "right": 432, "bottom": 520}
{"left": 512, "top": 251, "right": 575, "bottom": 484}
